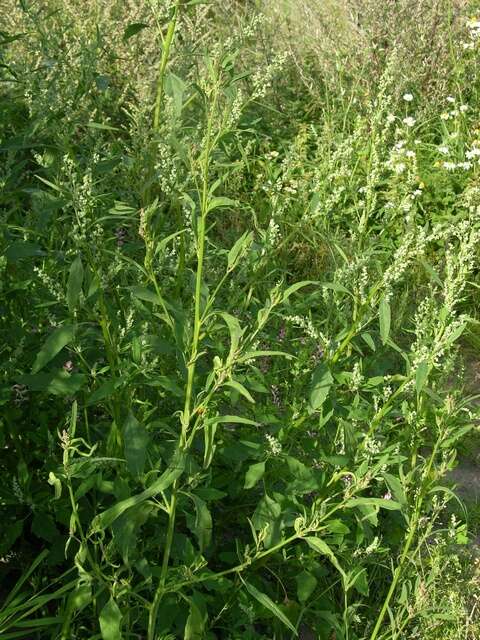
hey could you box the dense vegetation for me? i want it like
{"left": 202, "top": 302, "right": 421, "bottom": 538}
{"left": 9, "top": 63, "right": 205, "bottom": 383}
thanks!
{"left": 1, "top": 1, "right": 480, "bottom": 638}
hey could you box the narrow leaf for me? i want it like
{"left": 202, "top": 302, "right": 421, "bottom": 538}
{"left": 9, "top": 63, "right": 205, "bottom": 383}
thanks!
{"left": 309, "top": 363, "right": 333, "bottom": 410}
{"left": 224, "top": 379, "right": 255, "bottom": 403}
{"left": 304, "top": 537, "right": 346, "bottom": 579}
{"left": 415, "top": 361, "right": 429, "bottom": 397}
{"left": 379, "top": 297, "right": 391, "bottom": 345}
{"left": 244, "top": 581, "right": 297, "bottom": 635}
{"left": 67, "top": 255, "right": 84, "bottom": 313}
{"left": 91, "top": 451, "right": 185, "bottom": 531}
{"left": 123, "top": 412, "right": 149, "bottom": 476}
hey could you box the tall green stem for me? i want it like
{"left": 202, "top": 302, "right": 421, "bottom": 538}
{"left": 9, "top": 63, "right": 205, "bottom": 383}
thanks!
{"left": 148, "top": 78, "right": 219, "bottom": 640}
{"left": 153, "top": 1, "right": 180, "bottom": 132}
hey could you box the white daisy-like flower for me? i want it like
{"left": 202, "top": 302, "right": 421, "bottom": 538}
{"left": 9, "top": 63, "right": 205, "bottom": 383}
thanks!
{"left": 440, "top": 113, "right": 450, "bottom": 120}
{"left": 403, "top": 116, "right": 416, "bottom": 127}
{"left": 403, "top": 93, "right": 414, "bottom": 102}
{"left": 443, "top": 161, "right": 456, "bottom": 170}
{"left": 438, "top": 146, "right": 449, "bottom": 155}
{"left": 460, "top": 105, "right": 469, "bottom": 112}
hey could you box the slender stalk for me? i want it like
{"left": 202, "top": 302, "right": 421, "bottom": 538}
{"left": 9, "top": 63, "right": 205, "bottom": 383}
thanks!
{"left": 148, "top": 76, "right": 219, "bottom": 640}
{"left": 153, "top": 1, "right": 180, "bottom": 132}
{"left": 368, "top": 435, "right": 442, "bottom": 640}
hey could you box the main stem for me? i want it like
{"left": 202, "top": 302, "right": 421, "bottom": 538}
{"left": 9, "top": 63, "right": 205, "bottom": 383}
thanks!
{"left": 148, "top": 84, "right": 217, "bottom": 640}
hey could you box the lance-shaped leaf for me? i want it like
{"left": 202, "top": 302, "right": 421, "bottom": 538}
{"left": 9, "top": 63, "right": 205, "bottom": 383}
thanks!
{"left": 31, "top": 325, "right": 75, "bottom": 374}
{"left": 244, "top": 581, "right": 297, "bottom": 635}
{"left": 91, "top": 450, "right": 185, "bottom": 531}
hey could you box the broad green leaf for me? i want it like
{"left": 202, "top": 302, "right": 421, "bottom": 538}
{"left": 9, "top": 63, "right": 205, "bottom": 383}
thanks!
{"left": 304, "top": 537, "right": 346, "bottom": 580}
{"left": 123, "top": 412, "right": 149, "bottom": 476}
{"left": 227, "top": 231, "right": 253, "bottom": 270}
{"left": 91, "top": 451, "right": 185, "bottom": 531}
{"left": 224, "top": 379, "right": 255, "bottom": 403}
{"left": 18, "top": 370, "right": 85, "bottom": 396}
{"left": 31, "top": 325, "right": 75, "bottom": 373}
{"left": 123, "top": 22, "right": 148, "bottom": 41}
{"left": 244, "top": 581, "right": 297, "bottom": 635}
{"left": 99, "top": 597, "right": 122, "bottom": 640}
{"left": 309, "top": 363, "right": 333, "bottom": 410}
{"left": 191, "top": 494, "right": 212, "bottom": 552}
{"left": 244, "top": 461, "right": 265, "bottom": 489}
{"left": 67, "top": 255, "right": 84, "bottom": 313}
{"left": 295, "top": 571, "right": 317, "bottom": 603}
{"left": 415, "top": 361, "right": 429, "bottom": 396}
{"left": 379, "top": 297, "right": 391, "bottom": 345}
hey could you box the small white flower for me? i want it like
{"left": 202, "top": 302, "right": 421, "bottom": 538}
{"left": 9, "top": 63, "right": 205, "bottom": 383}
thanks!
{"left": 403, "top": 93, "right": 414, "bottom": 102}
{"left": 460, "top": 104, "right": 469, "bottom": 113}
{"left": 405, "top": 150, "right": 416, "bottom": 158}
{"left": 466, "top": 147, "right": 480, "bottom": 159}
{"left": 403, "top": 116, "right": 416, "bottom": 127}
{"left": 438, "top": 145, "right": 449, "bottom": 155}
{"left": 443, "top": 161, "right": 457, "bottom": 171}
{"left": 446, "top": 96, "right": 455, "bottom": 103}
{"left": 386, "top": 113, "right": 396, "bottom": 124}
{"left": 440, "top": 112, "right": 450, "bottom": 120}
{"left": 412, "top": 189, "right": 423, "bottom": 197}
{"left": 394, "top": 162, "right": 406, "bottom": 174}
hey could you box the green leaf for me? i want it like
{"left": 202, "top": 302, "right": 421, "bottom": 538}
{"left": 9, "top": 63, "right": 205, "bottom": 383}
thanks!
{"left": 379, "top": 297, "right": 391, "bottom": 345}
{"left": 295, "top": 571, "right": 317, "bottom": 603}
{"left": 87, "top": 378, "right": 122, "bottom": 405}
{"left": 31, "top": 325, "right": 75, "bottom": 373}
{"left": 67, "top": 255, "right": 84, "bottom": 313}
{"left": 227, "top": 231, "right": 253, "bottom": 270}
{"left": 123, "top": 22, "right": 148, "bottom": 41}
{"left": 99, "top": 597, "right": 122, "bottom": 640}
{"left": 208, "top": 415, "right": 259, "bottom": 426}
{"left": 415, "top": 361, "right": 429, "bottom": 397}
{"left": 206, "top": 196, "right": 236, "bottom": 213}
{"left": 304, "top": 537, "right": 346, "bottom": 580}
{"left": 91, "top": 451, "right": 185, "bottom": 531}
{"left": 344, "top": 497, "right": 402, "bottom": 511}
{"left": 244, "top": 461, "right": 265, "bottom": 489}
{"left": 129, "top": 286, "right": 162, "bottom": 305}
{"left": 123, "top": 412, "right": 149, "bottom": 476}
{"left": 309, "top": 363, "right": 333, "bottom": 410}
{"left": 383, "top": 473, "right": 407, "bottom": 506}
{"left": 282, "top": 280, "right": 316, "bottom": 302}
{"left": 184, "top": 597, "right": 206, "bottom": 640}
{"left": 165, "top": 72, "right": 186, "bottom": 117}
{"left": 191, "top": 494, "right": 212, "bottom": 552}
{"left": 244, "top": 581, "right": 297, "bottom": 635}
{"left": 224, "top": 379, "right": 255, "bottom": 403}
{"left": 218, "top": 312, "right": 243, "bottom": 361}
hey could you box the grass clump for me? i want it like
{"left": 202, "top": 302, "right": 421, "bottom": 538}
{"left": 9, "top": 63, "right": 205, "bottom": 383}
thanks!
{"left": 1, "top": 1, "right": 480, "bottom": 638}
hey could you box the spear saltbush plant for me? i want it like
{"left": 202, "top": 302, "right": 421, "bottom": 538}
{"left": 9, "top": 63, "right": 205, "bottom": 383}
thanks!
{"left": 1, "top": 1, "right": 480, "bottom": 639}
